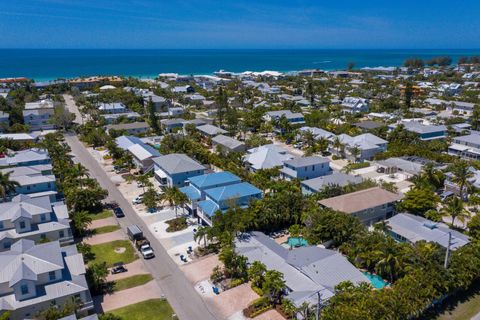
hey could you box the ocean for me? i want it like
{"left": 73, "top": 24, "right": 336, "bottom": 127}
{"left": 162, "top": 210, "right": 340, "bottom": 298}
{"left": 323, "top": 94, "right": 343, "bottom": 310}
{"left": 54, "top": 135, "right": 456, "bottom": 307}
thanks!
{"left": 0, "top": 49, "right": 479, "bottom": 81}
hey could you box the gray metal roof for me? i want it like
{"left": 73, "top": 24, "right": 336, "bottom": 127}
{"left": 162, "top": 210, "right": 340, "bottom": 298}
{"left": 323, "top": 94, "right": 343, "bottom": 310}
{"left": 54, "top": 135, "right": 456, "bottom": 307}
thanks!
{"left": 197, "top": 124, "right": 227, "bottom": 136}
{"left": 301, "top": 172, "right": 363, "bottom": 191}
{"left": 284, "top": 156, "right": 329, "bottom": 168}
{"left": 235, "top": 232, "right": 368, "bottom": 306}
{"left": 212, "top": 134, "right": 245, "bottom": 150}
{"left": 153, "top": 153, "right": 205, "bottom": 174}
{"left": 387, "top": 213, "right": 470, "bottom": 250}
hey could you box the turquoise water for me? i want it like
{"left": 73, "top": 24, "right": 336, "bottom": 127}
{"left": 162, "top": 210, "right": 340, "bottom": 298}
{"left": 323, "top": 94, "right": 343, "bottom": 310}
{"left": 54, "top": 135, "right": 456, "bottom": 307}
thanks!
{"left": 286, "top": 237, "right": 308, "bottom": 247}
{"left": 362, "top": 272, "right": 388, "bottom": 289}
{"left": 0, "top": 49, "right": 479, "bottom": 81}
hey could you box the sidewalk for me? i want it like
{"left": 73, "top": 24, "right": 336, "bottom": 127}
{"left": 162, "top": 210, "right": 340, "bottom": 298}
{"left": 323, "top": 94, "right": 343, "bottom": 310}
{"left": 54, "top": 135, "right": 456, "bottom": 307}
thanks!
{"left": 94, "top": 280, "right": 164, "bottom": 312}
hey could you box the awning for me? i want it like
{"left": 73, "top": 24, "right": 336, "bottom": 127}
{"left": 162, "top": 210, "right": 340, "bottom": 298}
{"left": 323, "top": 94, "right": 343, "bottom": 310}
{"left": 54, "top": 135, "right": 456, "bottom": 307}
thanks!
{"left": 155, "top": 169, "right": 167, "bottom": 179}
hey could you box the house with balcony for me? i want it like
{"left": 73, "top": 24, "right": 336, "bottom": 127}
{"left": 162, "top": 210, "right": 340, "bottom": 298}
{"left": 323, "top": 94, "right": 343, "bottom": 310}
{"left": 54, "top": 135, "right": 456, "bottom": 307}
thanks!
{"left": 0, "top": 194, "right": 72, "bottom": 251}
{"left": 341, "top": 97, "right": 369, "bottom": 113}
{"left": 97, "top": 102, "right": 128, "bottom": 114}
{"left": 386, "top": 213, "right": 469, "bottom": 250}
{"left": 196, "top": 181, "right": 262, "bottom": 226}
{"left": 0, "top": 149, "right": 50, "bottom": 168}
{"left": 1, "top": 164, "right": 57, "bottom": 201}
{"left": 153, "top": 153, "right": 205, "bottom": 187}
{"left": 280, "top": 156, "right": 331, "bottom": 181}
{"left": 0, "top": 239, "right": 93, "bottom": 320}
{"left": 115, "top": 136, "right": 161, "bottom": 173}
{"left": 180, "top": 171, "right": 242, "bottom": 217}
{"left": 263, "top": 110, "right": 305, "bottom": 132}
{"left": 23, "top": 100, "right": 55, "bottom": 131}
{"left": 448, "top": 133, "right": 480, "bottom": 160}
{"left": 319, "top": 187, "right": 403, "bottom": 225}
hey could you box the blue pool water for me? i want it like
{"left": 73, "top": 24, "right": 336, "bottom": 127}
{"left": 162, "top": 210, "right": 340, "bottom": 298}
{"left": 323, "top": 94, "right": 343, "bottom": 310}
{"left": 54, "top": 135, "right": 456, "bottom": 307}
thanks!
{"left": 362, "top": 272, "right": 388, "bottom": 289}
{"left": 286, "top": 237, "right": 308, "bottom": 247}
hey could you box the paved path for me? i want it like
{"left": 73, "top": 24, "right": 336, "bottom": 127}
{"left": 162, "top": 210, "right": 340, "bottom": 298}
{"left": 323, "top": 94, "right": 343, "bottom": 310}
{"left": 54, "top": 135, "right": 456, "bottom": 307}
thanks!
{"left": 90, "top": 216, "right": 118, "bottom": 229}
{"left": 94, "top": 280, "right": 163, "bottom": 312}
{"left": 64, "top": 133, "right": 218, "bottom": 320}
{"left": 83, "top": 229, "right": 125, "bottom": 245}
{"left": 107, "top": 260, "right": 150, "bottom": 281}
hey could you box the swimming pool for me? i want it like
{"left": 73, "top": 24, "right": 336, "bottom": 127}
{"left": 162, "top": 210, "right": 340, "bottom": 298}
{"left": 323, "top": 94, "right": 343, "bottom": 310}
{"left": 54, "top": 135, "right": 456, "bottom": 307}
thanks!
{"left": 362, "top": 272, "right": 388, "bottom": 289}
{"left": 285, "top": 237, "right": 308, "bottom": 247}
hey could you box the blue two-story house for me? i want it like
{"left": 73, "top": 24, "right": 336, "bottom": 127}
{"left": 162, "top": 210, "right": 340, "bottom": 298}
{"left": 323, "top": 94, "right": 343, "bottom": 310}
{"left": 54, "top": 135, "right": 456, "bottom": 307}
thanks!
{"left": 196, "top": 181, "right": 263, "bottom": 226}
{"left": 153, "top": 153, "right": 206, "bottom": 188}
{"left": 180, "top": 171, "right": 242, "bottom": 216}
{"left": 280, "top": 156, "right": 331, "bottom": 181}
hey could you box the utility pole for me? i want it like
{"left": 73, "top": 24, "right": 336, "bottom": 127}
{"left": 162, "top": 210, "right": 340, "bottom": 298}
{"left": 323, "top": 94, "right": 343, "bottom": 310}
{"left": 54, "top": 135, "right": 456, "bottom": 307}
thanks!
{"left": 316, "top": 291, "right": 322, "bottom": 320}
{"left": 444, "top": 232, "right": 452, "bottom": 269}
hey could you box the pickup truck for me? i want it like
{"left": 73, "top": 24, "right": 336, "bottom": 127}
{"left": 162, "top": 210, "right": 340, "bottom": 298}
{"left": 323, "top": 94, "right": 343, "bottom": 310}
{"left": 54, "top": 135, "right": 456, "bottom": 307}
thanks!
{"left": 140, "top": 244, "right": 155, "bottom": 259}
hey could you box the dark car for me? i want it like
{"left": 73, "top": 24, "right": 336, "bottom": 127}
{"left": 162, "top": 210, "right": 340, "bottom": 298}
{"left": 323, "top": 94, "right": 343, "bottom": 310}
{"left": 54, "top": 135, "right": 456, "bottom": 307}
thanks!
{"left": 111, "top": 262, "right": 128, "bottom": 274}
{"left": 114, "top": 207, "right": 125, "bottom": 218}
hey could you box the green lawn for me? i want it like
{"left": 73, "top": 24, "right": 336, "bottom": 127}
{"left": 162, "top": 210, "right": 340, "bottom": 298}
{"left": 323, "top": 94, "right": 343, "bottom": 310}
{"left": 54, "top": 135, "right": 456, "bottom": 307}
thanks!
{"left": 109, "top": 299, "right": 174, "bottom": 320}
{"left": 88, "top": 209, "right": 113, "bottom": 221}
{"left": 114, "top": 274, "right": 153, "bottom": 292}
{"left": 92, "top": 225, "right": 120, "bottom": 235}
{"left": 90, "top": 240, "right": 138, "bottom": 267}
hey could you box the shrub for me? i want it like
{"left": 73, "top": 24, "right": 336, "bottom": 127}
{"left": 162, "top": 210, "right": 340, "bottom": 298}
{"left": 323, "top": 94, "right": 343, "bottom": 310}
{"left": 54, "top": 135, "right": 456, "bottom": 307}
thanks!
{"left": 229, "top": 278, "right": 245, "bottom": 288}
{"left": 166, "top": 217, "right": 188, "bottom": 232}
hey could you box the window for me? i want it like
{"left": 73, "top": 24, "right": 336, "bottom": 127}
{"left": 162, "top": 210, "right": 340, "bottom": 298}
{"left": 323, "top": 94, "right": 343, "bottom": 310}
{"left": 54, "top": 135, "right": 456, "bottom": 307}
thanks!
{"left": 0, "top": 221, "right": 3, "bottom": 230}
{"left": 21, "top": 284, "right": 29, "bottom": 295}
{"left": 19, "top": 221, "right": 26, "bottom": 229}
{"left": 27, "top": 185, "right": 31, "bottom": 190}
{"left": 49, "top": 271, "right": 56, "bottom": 281}
{"left": 3, "top": 242, "right": 10, "bottom": 249}
{"left": 40, "top": 214, "right": 46, "bottom": 222}
{"left": 59, "top": 230, "right": 64, "bottom": 238}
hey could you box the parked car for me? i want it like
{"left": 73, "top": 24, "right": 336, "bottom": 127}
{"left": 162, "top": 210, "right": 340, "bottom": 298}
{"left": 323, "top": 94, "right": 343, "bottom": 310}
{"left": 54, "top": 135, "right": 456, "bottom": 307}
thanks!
{"left": 111, "top": 262, "right": 128, "bottom": 274}
{"left": 114, "top": 207, "right": 125, "bottom": 218}
{"left": 132, "top": 195, "right": 144, "bottom": 205}
{"left": 140, "top": 244, "right": 155, "bottom": 259}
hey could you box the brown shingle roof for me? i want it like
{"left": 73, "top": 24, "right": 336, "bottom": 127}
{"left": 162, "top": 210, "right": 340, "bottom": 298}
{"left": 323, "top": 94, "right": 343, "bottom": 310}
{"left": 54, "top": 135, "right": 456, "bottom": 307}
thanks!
{"left": 318, "top": 187, "right": 402, "bottom": 214}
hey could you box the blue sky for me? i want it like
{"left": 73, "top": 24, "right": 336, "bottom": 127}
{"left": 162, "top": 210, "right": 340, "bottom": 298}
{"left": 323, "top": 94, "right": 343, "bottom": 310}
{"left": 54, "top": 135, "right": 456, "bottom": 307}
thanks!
{"left": 0, "top": 0, "right": 479, "bottom": 49}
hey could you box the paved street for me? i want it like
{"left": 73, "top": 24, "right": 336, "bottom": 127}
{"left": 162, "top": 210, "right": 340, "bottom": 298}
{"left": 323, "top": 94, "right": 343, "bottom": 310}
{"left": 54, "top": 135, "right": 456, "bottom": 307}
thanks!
{"left": 63, "top": 94, "right": 83, "bottom": 124}
{"left": 64, "top": 132, "right": 218, "bottom": 320}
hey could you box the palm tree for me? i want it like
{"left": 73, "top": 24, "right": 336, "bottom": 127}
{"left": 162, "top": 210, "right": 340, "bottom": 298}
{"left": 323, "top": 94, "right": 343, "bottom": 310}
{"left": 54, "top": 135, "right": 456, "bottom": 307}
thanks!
{"left": 441, "top": 196, "right": 469, "bottom": 227}
{"left": 332, "top": 136, "right": 343, "bottom": 156}
{"left": 159, "top": 186, "right": 177, "bottom": 210}
{"left": 160, "top": 186, "right": 187, "bottom": 218}
{"left": 136, "top": 174, "right": 152, "bottom": 193}
{"left": 449, "top": 160, "right": 473, "bottom": 200}
{"left": 375, "top": 251, "right": 400, "bottom": 283}
{"left": 193, "top": 226, "right": 213, "bottom": 248}
{"left": 0, "top": 171, "right": 20, "bottom": 201}
{"left": 349, "top": 145, "right": 361, "bottom": 163}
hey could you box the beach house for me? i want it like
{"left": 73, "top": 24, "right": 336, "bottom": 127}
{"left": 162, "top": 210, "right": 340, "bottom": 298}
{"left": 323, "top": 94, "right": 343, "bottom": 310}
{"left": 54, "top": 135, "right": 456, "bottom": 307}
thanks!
{"left": 23, "top": 100, "right": 55, "bottom": 131}
{"left": 235, "top": 232, "right": 369, "bottom": 308}
{"left": 280, "top": 156, "right": 331, "bottom": 181}
{"left": 195, "top": 181, "right": 262, "bottom": 226}
{"left": 386, "top": 213, "right": 469, "bottom": 250}
{"left": 153, "top": 153, "right": 205, "bottom": 187}
{"left": 0, "top": 240, "right": 93, "bottom": 320}
{"left": 0, "top": 194, "right": 72, "bottom": 251}
{"left": 319, "top": 187, "right": 402, "bottom": 225}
